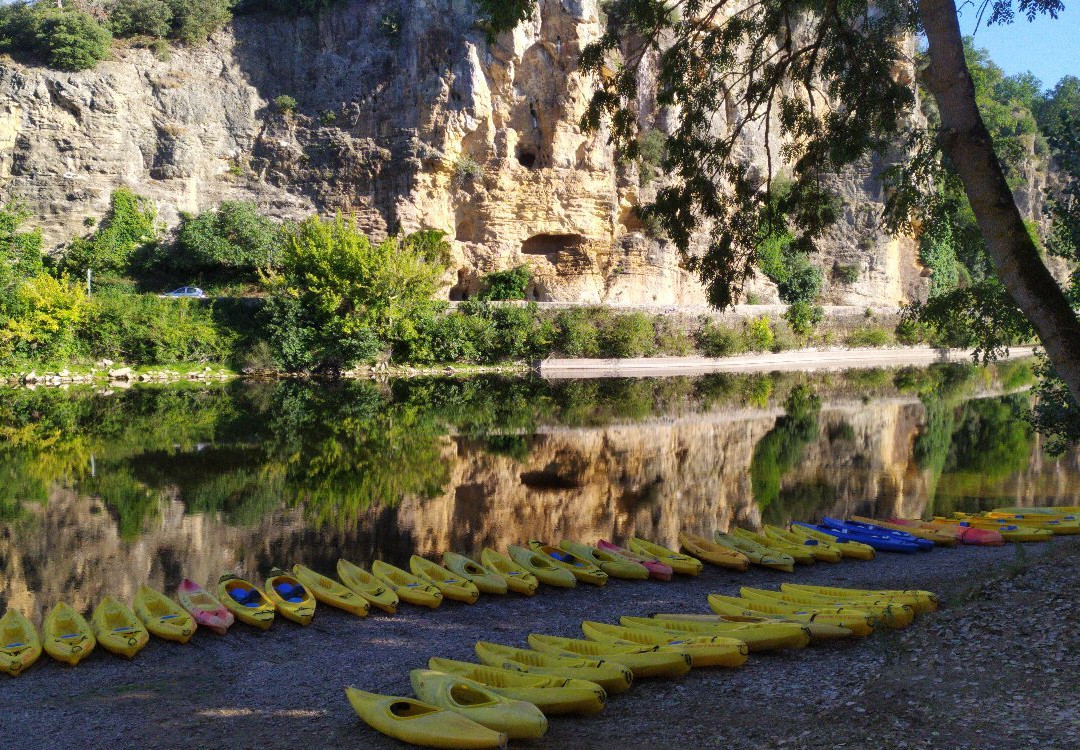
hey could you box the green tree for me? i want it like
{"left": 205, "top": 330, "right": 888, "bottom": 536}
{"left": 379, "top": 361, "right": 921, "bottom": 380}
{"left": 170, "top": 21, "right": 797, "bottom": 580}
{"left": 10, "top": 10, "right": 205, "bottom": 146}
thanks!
{"left": 165, "top": 0, "right": 231, "bottom": 44}
{"left": 170, "top": 201, "right": 283, "bottom": 279}
{"left": 109, "top": 0, "right": 174, "bottom": 39}
{"left": 34, "top": 7, "right": 112, "bottom": 71}
{"left": 263, "top": 217, "right": 450, "bottom": 372}
{"left": 61, "top": 188, "right": 158, "bottom": 278}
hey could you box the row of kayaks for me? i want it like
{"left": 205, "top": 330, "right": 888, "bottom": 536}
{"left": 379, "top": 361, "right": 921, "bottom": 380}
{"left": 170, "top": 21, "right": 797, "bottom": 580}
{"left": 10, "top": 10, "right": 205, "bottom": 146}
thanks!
{"left": 344, "top": 584, "right": 938, "bottom": 748}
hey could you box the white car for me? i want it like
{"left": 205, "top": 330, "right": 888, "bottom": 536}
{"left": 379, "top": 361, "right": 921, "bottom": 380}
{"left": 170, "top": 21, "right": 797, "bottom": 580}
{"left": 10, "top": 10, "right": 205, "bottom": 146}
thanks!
{"left": 160, "top": 286, "right": 207, "bottom": 299}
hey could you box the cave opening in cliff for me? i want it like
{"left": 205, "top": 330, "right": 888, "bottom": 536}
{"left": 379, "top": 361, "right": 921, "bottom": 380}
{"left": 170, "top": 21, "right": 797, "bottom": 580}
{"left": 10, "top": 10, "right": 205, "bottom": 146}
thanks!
{"left": 521, "top": 233, "right": 585, "bottom": 256}
{"left": 516, "top": 149, "right": 538, "bottom": 168}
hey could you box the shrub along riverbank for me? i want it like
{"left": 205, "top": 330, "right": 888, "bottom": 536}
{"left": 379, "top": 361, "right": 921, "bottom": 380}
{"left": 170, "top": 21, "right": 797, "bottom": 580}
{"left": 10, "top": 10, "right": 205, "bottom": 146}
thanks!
{"left": 0, "top": 195, "right": 928, "bottom": 378}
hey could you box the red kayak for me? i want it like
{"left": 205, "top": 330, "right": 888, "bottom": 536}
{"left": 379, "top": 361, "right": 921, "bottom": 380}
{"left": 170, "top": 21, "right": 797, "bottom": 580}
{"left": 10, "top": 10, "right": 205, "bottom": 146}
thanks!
{"left": 597, "top": 540, "right": 673, "bottom": 581}
{"left": 888, "top": 518, "right": 1004, "bottom": 546}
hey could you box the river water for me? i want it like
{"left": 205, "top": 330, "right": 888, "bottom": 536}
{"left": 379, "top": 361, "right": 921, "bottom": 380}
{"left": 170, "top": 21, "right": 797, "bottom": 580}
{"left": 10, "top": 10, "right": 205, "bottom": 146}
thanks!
{"left": 2, "top": 359, "right": 1078, "bottom": 616}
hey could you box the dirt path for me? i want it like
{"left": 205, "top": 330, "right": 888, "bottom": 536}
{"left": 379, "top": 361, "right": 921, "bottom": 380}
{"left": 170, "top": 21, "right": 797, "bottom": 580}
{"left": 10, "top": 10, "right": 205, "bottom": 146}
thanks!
{"left": 4, "top": 536, "right": 1075, "bottom": 750}
{"left": 541, "top": 346, "right": 1039, "bottom": 378}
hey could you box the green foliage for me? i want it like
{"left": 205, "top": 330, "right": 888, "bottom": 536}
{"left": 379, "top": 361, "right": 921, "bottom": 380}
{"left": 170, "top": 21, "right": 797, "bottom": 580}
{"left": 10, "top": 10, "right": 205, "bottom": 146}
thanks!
{"left": 167, "top": 202, "right": 282, "bottom": 279}
{"left": 600, "top": 312, "right": 656, "bottom": 358}
{"left": 745, "top": 316, "right": 774, "bottom": 352}
{"left": 919, "top": 204, "right": 961, "bottom": 295}
{"left": 751, "top": 385, "right": 822, "bottom": 521}
{"left": 697, "top": 321, "right": 746, "bottom": 358}
{"left": 109, "top": 0, "right": 173, "bottom": 39}
{"left": 894, "top": 316, "right": 929, "bottom": 346}
{"left": 755, "top": 187, "right": 822, "bottom": 304}
{"left": 0, "top": 273, "right": 88, "bottom": 367}
{"left": 903, "top": 279, "right": 1033, "bottom": 358}
{"left": 453, "top": 154, "right": 483, "bottom": 185}
{"left": 636, "top": 129, "right": 667, "bottom": 186}
{"left": 833, "top": 262, "right": 861, "bottom": 284}
{"left": 61, "top": 189, "right": 158, "bottom": 279}
{"left": 477, "top": 265, "right": 532, "bottom": 301}
{"left": 0, "top": 202, "right": 44, "bottom": 290}
{"left": 34, "top": 8, "right": 112, "bottom": 71}
{"left": 273, "top": 95, "right": 298, "bottom": 114}
{"left": 846, "top": 325, "right": 893, "bottom": 348}
{"left": 784, "top": 301, "right": 824, "bottom": 337}
{"left": 553, "top": 308, "right": 601, "bottom": 357}
{"left": 263, "top": 217, "right": 450, "bottom": 372}
{"left": 165, "top": 0, "right": 232, "bottom": 44}
{"left": 475, "top": 0, "right": 533, "bottom": 40}
{"left": 1030, "top": 356, "right": 1080, "bottom": 456}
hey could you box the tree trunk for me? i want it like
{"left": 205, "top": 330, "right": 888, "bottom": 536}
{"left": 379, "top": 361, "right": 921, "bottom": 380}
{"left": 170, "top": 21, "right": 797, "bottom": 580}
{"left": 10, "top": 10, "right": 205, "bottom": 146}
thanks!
{"left": 921, "top": 0, "right": 1080, "bottom": 406}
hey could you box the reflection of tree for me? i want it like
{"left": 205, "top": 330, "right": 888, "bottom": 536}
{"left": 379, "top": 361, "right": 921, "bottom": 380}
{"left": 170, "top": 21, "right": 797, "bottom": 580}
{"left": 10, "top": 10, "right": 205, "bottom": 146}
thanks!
{"left": 751, "top": 385, "right": 823, "bottom": 524}
{"left": 932, "top": 394, "right": 1034, "bottom": 513}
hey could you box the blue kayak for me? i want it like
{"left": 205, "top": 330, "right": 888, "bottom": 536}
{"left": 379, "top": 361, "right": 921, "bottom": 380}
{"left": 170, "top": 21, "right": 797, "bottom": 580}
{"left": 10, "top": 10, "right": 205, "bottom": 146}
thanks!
{"left": 823, "top": 518, "right": 936, "bottom": 551}
{"left": 806, "top": 519, "right": 922, "bottom": 553}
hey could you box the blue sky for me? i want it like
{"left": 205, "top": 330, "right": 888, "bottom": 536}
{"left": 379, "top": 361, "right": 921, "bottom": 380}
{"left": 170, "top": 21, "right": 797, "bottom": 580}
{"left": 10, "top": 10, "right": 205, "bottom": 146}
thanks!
{"left": 959, "top": 3, "right": 1078, "bottom": 88}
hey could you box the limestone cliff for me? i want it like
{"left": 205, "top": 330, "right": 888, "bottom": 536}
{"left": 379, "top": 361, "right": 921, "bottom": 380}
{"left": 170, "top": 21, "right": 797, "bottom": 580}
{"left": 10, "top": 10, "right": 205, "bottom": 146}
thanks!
{"left": 0, "top": 0, "right": 926, "bottom": 305}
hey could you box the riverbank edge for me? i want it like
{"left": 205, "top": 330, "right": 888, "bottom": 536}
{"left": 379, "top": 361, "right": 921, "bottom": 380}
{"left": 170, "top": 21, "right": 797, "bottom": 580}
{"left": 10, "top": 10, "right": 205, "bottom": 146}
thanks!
{"left": 1, "top": 344, "right": 1039, "bottom": 388}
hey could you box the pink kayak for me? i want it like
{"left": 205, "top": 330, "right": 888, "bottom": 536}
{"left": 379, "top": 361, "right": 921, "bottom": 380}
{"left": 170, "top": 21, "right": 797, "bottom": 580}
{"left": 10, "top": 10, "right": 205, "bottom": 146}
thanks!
{"left": 888, "top": 518, "right": 1004, "bottom": 546}
{"left": 176, "top": 579, "right": 235, "bottom": 635}
{"left": 597, "top": 539, "right": 673, "bottom": 581}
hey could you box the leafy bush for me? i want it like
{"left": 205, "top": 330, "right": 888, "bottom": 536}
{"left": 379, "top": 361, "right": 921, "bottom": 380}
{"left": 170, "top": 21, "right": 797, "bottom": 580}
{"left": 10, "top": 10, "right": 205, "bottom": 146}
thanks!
{"left": 636, "top": 129, "right": 666, "bottom": 186}
{"left": 895, "top": 316, "right": 929, "bottom": 345}
{"left": 165, "top": 0, "right": 231, "bottom": 44}
{"left": 110, "top": 0, "right": 173, "bottom": 39}
{"left": 263, "top": 217, "right": 450, "bottom": 372}
{"left": 168, "top": 201, "right": 282, "bottom": 279}
{"left": 34, "top": 8, "right": 112, "bottom": 71}
{"left": 554, "top": 308, "right": 601, "bottom": 357}
{"left": 846, "top": 325, "right": 893, "bottom": 348}
{"left": 61, "top": 189, "right": 158, "bottom": 278}
{"left": 477, "top": 265, "right": 532, "bottom": 301}
{"left": 833, "top": 262, "right": 861, "bottom": 284}
{"left": 599, "top": 313, "right": 656, "bottom": 358}
{"left": 784, "top": 301, "right": 824, "bottom": 337}
{"left": 654, "top": 316, "right": 694, "bottom": 355}
{"left": 697, "top": 321, "right": 746, "bottom": 357}
{"left": 776, "top": 254, "right": 823, "bottom": 304}
{"left": 81, "top": 290, "right": 232, "bottom": 365}
{"left": 0, "top": 273, "right": 87, "bottom": 367}
{"left": 453, "top": 154, "right": 483, "bottom": 185}
{"left": 745, "top": 316, "right": 774, "bottom": 352}
{"left": 273, "top": 95, "right": 298, "bottom": 114}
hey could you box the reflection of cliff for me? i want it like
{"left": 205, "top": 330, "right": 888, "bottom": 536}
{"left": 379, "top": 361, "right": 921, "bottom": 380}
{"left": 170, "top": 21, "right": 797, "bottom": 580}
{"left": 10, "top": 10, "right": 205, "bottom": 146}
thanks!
{"left": 4, "top": 397, "right": 1079, "bottom": 616}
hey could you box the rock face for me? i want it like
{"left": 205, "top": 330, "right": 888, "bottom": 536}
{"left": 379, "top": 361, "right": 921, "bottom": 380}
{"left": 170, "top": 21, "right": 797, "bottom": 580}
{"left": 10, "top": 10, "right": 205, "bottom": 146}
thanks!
{"left": 0, "top": 0, "right": 927, "bottom": 305}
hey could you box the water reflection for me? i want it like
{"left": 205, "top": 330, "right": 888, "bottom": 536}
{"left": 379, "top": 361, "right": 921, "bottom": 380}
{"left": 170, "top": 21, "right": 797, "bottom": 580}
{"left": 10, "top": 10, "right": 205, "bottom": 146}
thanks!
{"left": 2, "top": 360, "right": 1078, "bottom": 616}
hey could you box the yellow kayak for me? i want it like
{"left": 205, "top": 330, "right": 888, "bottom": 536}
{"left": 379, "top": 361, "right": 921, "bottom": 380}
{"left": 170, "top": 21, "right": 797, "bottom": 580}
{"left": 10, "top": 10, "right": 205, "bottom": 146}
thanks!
{"left": 345, "top": 687, "right": 506, "bottom": 749}
{"left": 507, "top": 545, "right": 577, "bottom": 588}
{"left": 370, "top": 560, "right": 443, "bottom": 608}
{"left": 740, "top": 587, "right": 912, "bottom": 629}
{"left": 992, "top": 506, "right": 1078, "bottom": 518}
{"left": 712, "top": 531, "right": 795, "bottom": 572}
{"left": 292, "top": 564, "right": 369, "bottom": 617}
{"left": 527, "top": 541, "right": 608, "bottom": 586}
{"left": 935, "top": 516, "right": 1052, "bottom": 542}
{"left": 965, "top": 511, "right": 1080, "bottom": 534}
{"left": 134, "top": 585, "right": 197, "bottom": 643}
{"left": 428, "top": 657, "right": 606, "bottom": 715}
{"left": 678, "top": 532, "right": 750, "bottom": 570}
{"left": 336, "top": 559, "right": 399, "bottom": 614}
{"left": 92, "top": 597, "right": 149, "bottom": 658}
{"left": 621, "top": 616, "right": 811, "bottom": 652}
{"left": 480, "top": 549, "right": 539, "bottom": 595}
{"left": 42, "top": 602, "right": 95, "bottom": 666}
{"left": 763, "top": 526, "right": 843, "bottom": 562}
{"left": 627, "top": 537, "right": 702, "bottom": 576}
{"left": 849, "top": 516, "right": 958, "bottom": 546}
{"left": 651, "top": 612, "right": 854, "bottom": 642}
{"left": 527, "top": 633, "right": 692, "bottom": 678}
{"left": 218, "top": 574, "right": 276, "bottom": 630}
{"left": 442, "top": 552, "right": 508, "bottom": 595}
{"left": 411, "top": 556, "right": 481, "bottom": 604}
{"left": 782, "top": 584, "right": 939, "bottom": 614}
{"left": 474, "top": 641, "right": 634, "bottom": 694}
{"left": 559, "top": 541, "right": 650, "bottom": 580}
{"left": 410, "top": 669, "right": 547, "bottom": 739}
{"left": 733, "top": 528, "right": 816, "bottom": 565}
{"left": 264, "top": 569, "right": 317, "bottom": 625}
{"left": 581, "top": 621, "right": 748, "bottom": 668}
{"left": 1, "top": 609, "right": 42, "bottom": 676}
{"left": 787, "top": 525, "right": 876, "bottom": 559}
{"left": 708, "top": 593, "right": 874, "bottom": 636}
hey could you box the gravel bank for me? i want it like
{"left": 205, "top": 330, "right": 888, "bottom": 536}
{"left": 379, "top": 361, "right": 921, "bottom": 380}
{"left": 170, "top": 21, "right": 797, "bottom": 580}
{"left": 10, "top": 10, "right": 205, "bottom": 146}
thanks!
{"left": 4, "top": 537, "right": 1076, "bottom": 750}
